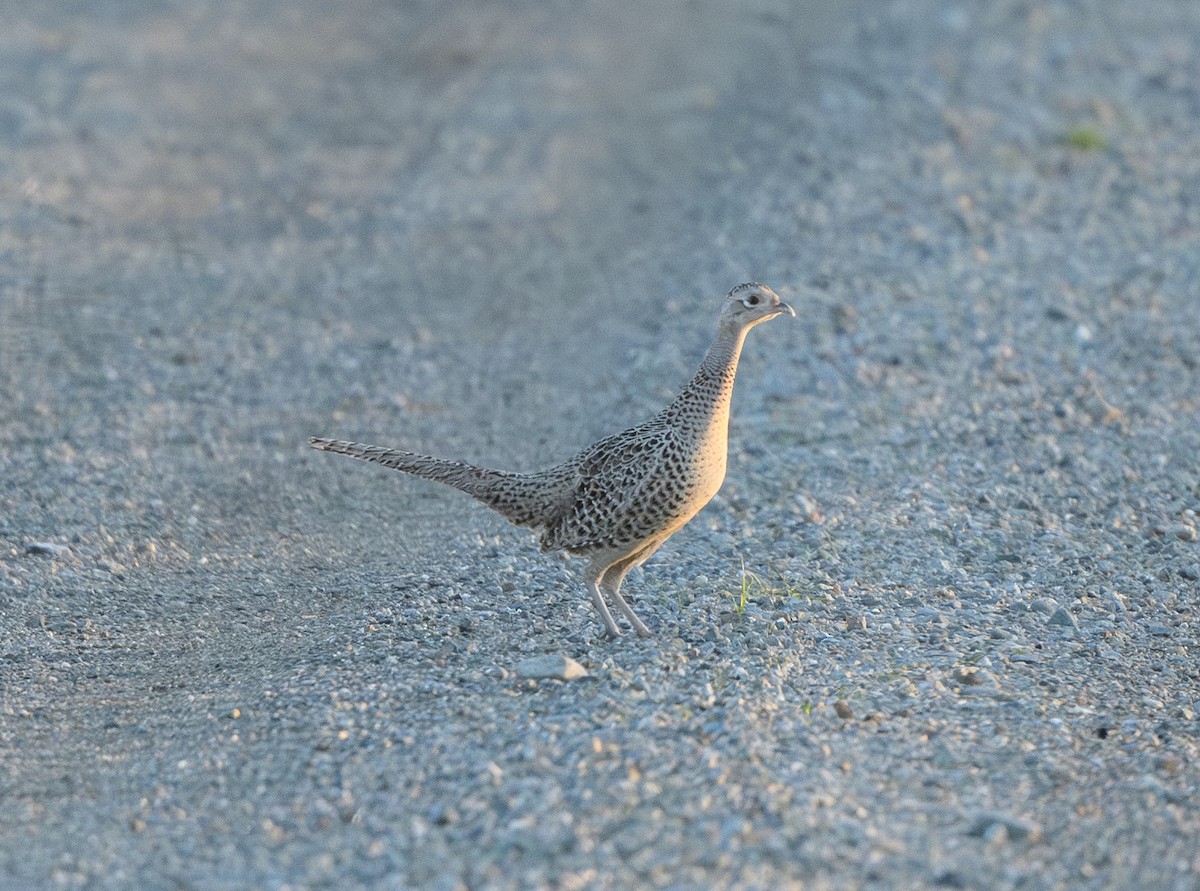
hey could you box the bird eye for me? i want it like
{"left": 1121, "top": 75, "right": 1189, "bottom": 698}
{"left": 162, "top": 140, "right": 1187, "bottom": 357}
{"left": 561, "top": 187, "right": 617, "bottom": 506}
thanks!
{"left": 743, "top": 293, "right": 761, "bottom": 307}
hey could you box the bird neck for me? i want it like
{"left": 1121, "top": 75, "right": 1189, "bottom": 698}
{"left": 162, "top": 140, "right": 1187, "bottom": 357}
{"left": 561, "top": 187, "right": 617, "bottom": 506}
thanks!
{"left": 698, "top": 320, "right": 749, "bottom": 389}
{"left": 670, "top": 320, "right": 748, "bottom": 427}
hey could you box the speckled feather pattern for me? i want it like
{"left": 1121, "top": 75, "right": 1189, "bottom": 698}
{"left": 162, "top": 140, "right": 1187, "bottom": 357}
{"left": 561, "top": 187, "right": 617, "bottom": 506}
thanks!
{"left": 540, "top": 341, "right": 739, "bottom": 554}
{"left": 310, "top": 283, "right": 793, "bottom": 637}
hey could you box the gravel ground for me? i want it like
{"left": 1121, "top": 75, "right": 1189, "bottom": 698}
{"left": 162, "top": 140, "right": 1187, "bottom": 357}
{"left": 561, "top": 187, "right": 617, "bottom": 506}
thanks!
{"left": 2, "top": 1, "right": 1198, "bottom": 888}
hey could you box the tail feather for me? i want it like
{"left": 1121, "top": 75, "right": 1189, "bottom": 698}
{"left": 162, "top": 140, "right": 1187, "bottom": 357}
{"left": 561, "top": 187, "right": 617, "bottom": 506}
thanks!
{"left": 308, "top": 437, "right": 572, "bottom": 528}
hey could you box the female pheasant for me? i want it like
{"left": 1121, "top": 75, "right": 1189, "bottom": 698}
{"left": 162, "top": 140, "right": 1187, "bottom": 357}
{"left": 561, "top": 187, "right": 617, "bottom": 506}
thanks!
{"left": 310, "top": 282, "right": 793, "bottom": 637}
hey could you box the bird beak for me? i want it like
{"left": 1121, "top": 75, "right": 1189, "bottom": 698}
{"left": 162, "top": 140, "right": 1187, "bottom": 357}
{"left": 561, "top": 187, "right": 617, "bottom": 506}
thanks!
{"left": 776, "top": 302, "right": 796, "bottom": 318}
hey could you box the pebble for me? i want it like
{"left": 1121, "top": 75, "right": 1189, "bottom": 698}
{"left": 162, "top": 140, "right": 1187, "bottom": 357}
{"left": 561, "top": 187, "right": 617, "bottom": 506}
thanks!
{"left": 1047, "top": 607, "right": 1078, "bottom": 628}
{"left": 915, "top": 607, "right": 947, "bottom": 626}
{"left": 1102, "top": 592, "right": 1127, "bottom": 612}
{"left": 966, "top": 812, "right": 1043, "bottom": 844}
{"left": 25, "top": 541, "right": 68, "bottom": 557}
{"left": 1157, "top": 524, "right": 1197, "bottom": 542}
{"left": 952, "top": 666, "right": 998, "bottom": 689}
{"left": 514, "top": 654, "right": 589, "bottom": 681}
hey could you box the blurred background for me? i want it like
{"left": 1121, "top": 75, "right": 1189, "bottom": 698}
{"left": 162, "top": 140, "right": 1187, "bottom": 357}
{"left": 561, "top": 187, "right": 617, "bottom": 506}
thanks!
{"left": 0, "top": 0, "right": 864, "bottom": 552}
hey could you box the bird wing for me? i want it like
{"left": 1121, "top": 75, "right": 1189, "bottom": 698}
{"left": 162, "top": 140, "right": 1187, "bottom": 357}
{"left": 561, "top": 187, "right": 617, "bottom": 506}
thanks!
{"left": 539, "top": 420, "right": 679, "bottom": 553}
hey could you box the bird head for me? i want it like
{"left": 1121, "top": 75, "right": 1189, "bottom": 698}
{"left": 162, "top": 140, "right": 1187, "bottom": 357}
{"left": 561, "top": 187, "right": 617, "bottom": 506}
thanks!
{"left": 719, "top": 282, "right": 795, "bottom": 329}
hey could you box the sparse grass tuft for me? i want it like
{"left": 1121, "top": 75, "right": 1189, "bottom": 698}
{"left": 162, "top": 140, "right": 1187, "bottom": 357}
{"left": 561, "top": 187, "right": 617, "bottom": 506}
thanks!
{"left": 1064, "top": 126, "right": 1108, "bottom": 151}
{"left": 729, "top": 558, "right": 809, "bottom": 615}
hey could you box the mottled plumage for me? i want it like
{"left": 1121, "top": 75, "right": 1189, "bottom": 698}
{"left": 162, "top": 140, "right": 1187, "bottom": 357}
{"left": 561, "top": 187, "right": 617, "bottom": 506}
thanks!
{"left": 310, "top": 282, "right": 794, "bottom": 637}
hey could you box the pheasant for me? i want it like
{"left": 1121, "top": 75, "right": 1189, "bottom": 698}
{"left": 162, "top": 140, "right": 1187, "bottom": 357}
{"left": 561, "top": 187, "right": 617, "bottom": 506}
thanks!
{"left": 310, "top": 282, "right": 794, "bottom": 637}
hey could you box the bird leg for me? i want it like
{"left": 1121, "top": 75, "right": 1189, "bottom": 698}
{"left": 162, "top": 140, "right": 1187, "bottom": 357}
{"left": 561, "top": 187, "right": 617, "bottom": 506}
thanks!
{"left": 585, "top": 571, "right": 623, "bottom": 638}
{"left": 602, "top": 568, "right": 651, "bottom": 638}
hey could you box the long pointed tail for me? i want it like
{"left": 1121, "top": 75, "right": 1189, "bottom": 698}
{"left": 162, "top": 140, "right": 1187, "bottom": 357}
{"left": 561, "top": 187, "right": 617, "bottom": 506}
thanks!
{"left": 309, "top": 437, "right": 506, "bottom": 490}
{"left": 308, "top": 437, "right": 569, "bottom": 528}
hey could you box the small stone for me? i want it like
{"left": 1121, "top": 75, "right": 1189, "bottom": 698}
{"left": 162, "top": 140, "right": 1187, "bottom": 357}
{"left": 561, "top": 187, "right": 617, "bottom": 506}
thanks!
{"left": 1158, "top": 524, "right": 1197, "bottom": 542}
{"left": 933, "top": 870, "right": 968, "bottom": 888}
{"left": 834, "top": 700, "right": 854, "bottom": 719}
{"left": 1047, "top": 606, "right": 1078, "bottom": 628}
{"left": 915, "top": 606, "right": 947, "bottom": 626}
{"left": 845, "top": 614, "right": 867, "bottom": 631}
{"left": 515, "top": 654, "right": 588, "bottom": 680}
{"left": 25, "top": 541, "right": 67, "bottom": 557}
{"left": 427, "top": 802, "right": 459, "bottom": 825}
{"left": 929, "top": 743, "right": 958, "bottom": 769}
{"left": 1148, "top": 624, "right": 1173, "bottom": 637}
{"left": 952, "top": 666, "right": 999, "bottom": 687}
{"left": 1156, "top": 754, "right": 1184, "bottom": 775}
{"left": 954, "top": 666, "right": 981, "bottom": 686}
{"left": 966, "top": 811, "right": 1042, "bottom": 843}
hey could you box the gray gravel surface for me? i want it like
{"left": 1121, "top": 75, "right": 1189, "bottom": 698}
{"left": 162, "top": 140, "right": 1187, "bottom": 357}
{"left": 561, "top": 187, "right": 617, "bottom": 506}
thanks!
{"left": 2, "top": 1, "right": 1198, "bottom": 889}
